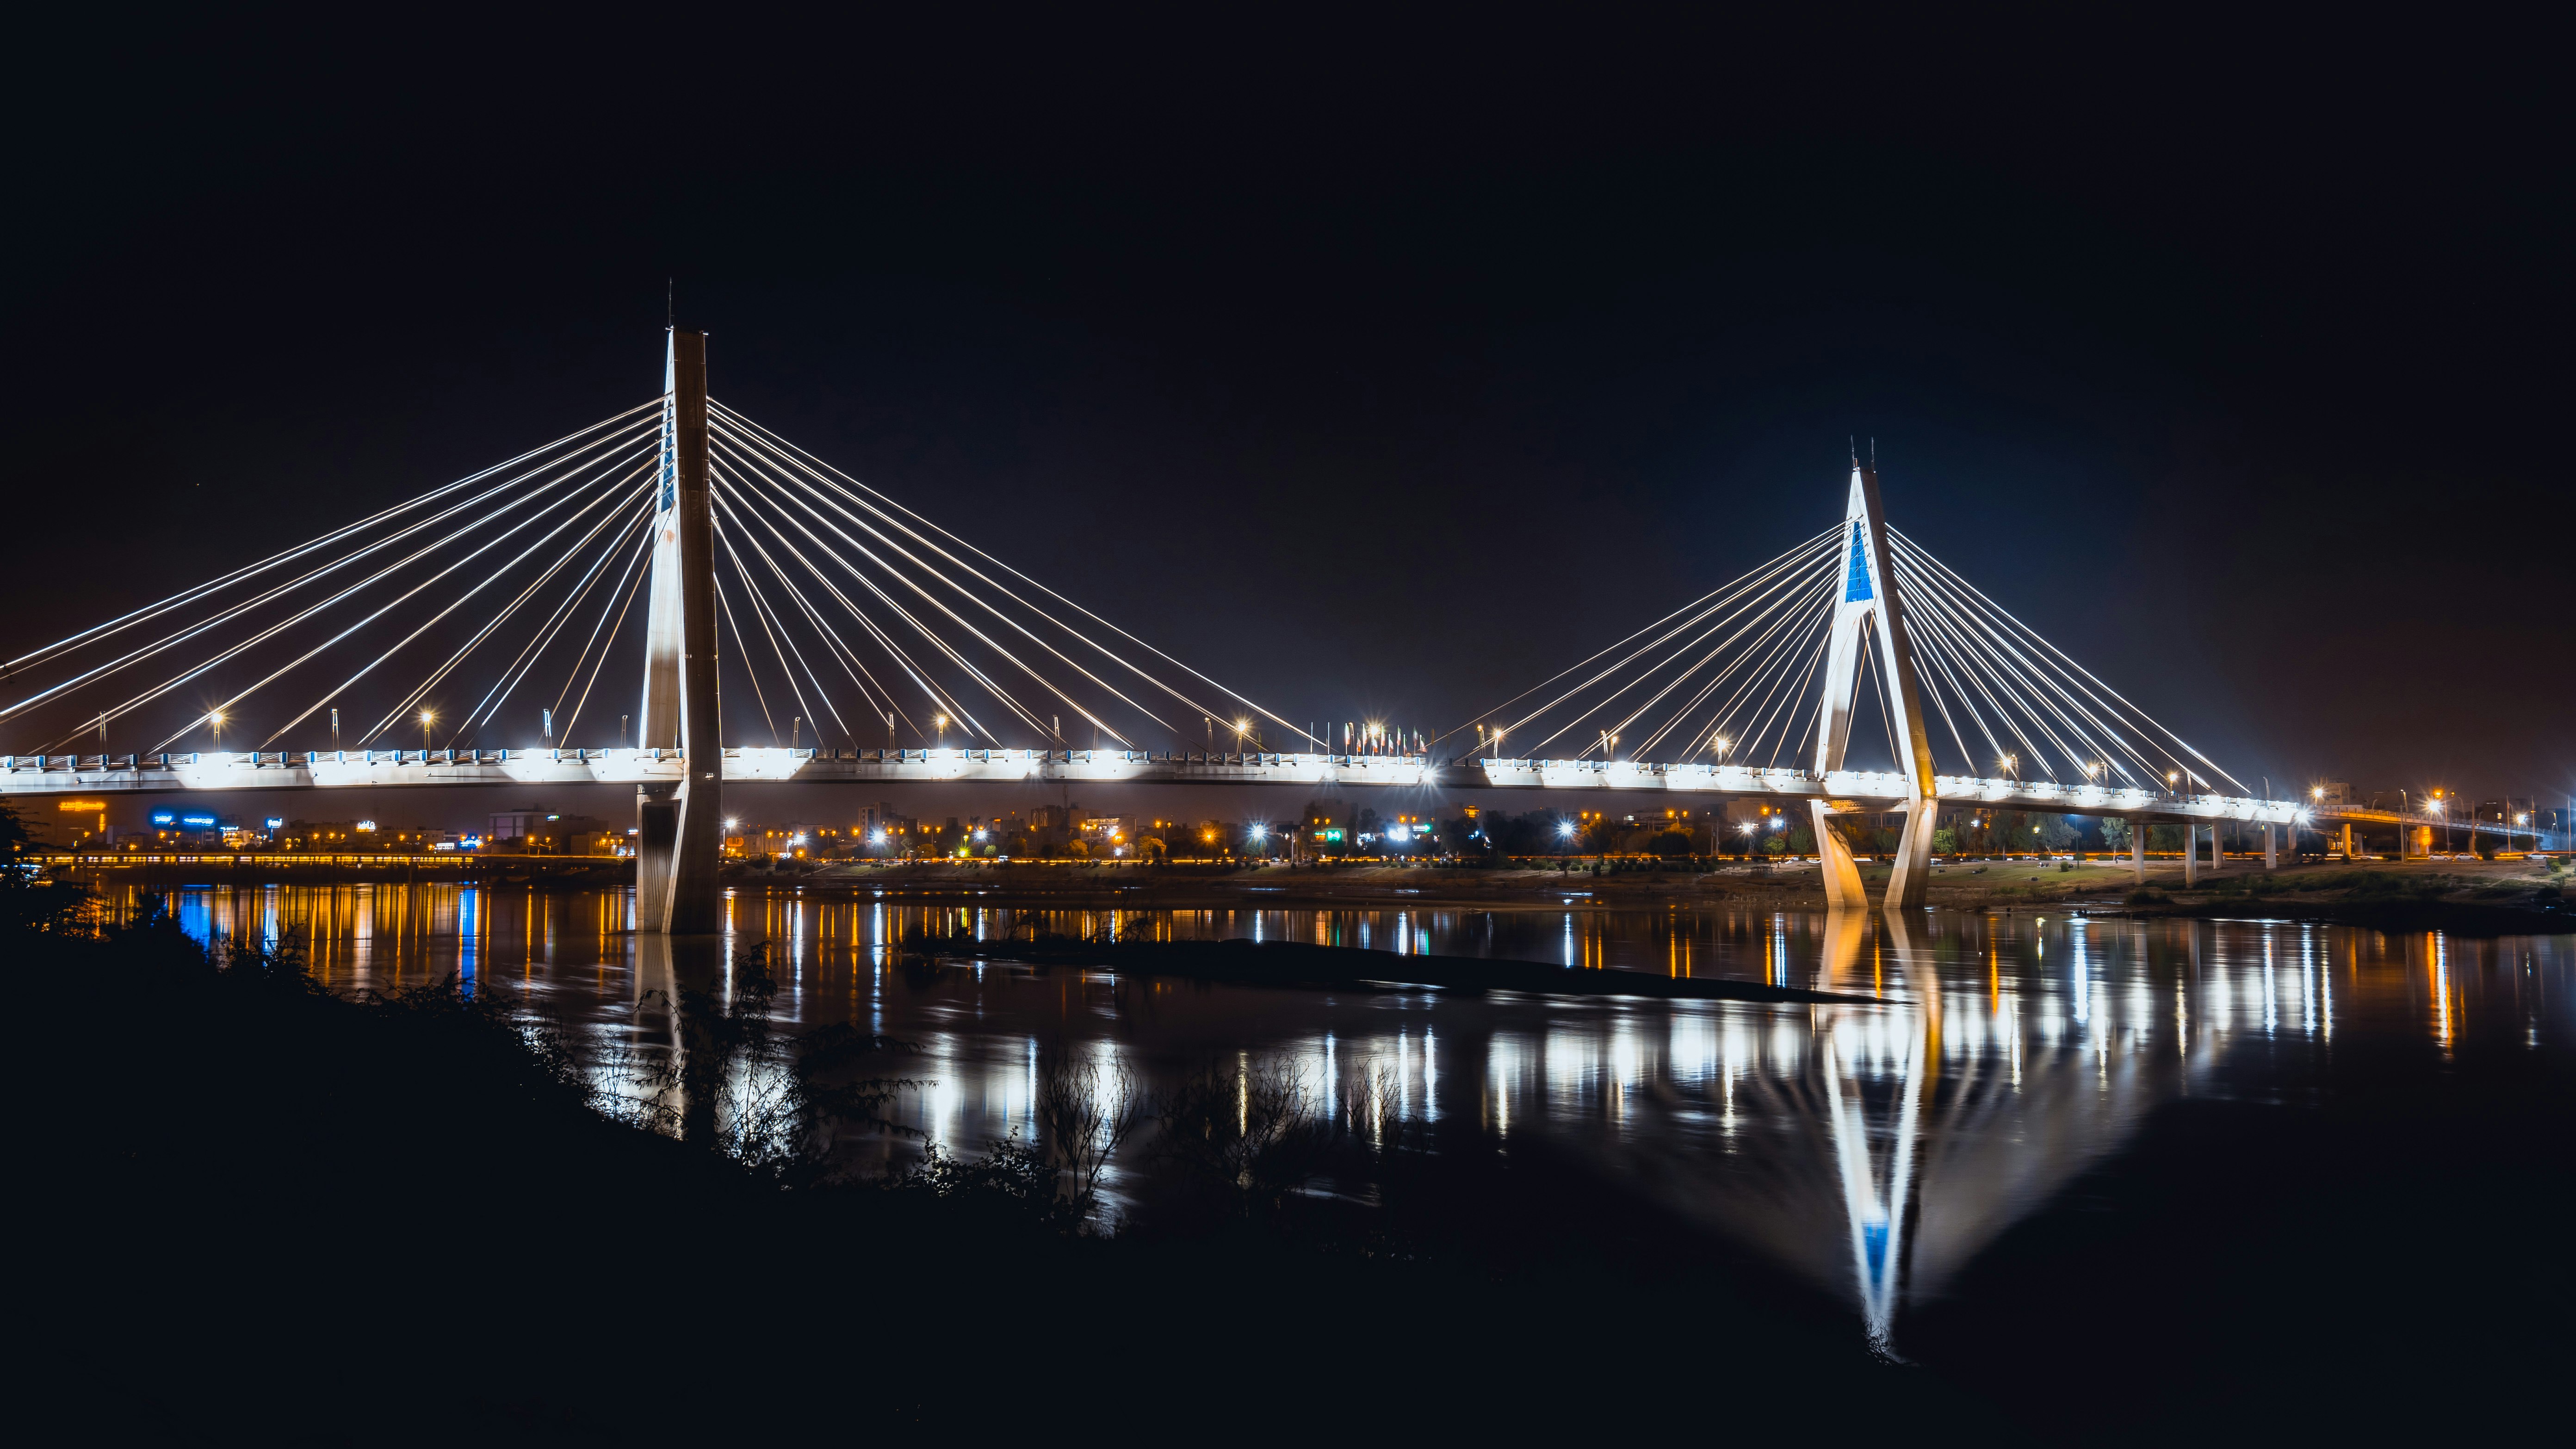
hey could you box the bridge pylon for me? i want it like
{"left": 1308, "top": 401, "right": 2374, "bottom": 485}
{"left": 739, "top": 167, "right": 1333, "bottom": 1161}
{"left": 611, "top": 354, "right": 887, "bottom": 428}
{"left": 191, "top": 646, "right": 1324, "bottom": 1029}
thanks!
{"left": 635, "top": 330, "right": 724, "bottom": 934}
{"left": 1808, "top": 455, "right": 1940, "bottom": 911}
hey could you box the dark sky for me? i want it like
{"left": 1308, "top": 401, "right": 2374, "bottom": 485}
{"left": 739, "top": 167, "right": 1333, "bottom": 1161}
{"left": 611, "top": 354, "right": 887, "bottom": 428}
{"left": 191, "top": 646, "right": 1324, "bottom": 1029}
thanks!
{"left": 6, "top": 13, "right": 2566, "bottom": 830}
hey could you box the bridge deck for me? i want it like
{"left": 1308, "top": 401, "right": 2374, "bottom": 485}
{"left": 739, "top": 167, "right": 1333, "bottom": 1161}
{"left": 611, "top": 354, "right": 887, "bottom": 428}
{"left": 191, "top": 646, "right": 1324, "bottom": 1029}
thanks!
{"left": 0, "top": 747, "right": 2338, "bottom": 826}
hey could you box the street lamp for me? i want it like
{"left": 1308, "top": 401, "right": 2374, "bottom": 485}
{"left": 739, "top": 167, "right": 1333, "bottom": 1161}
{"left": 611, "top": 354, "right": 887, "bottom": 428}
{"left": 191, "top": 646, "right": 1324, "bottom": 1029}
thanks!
{"left": 1739, "top": 820, "right": 1757, "bottom": 859}
{"left": 209, "top": 710, "right": 226, "bottom": 753}
{"left": 1712, "top": 734, "right": 1732, "bottom": 766}
{"left": 933, "top": 713, "right": 947, "bottom": 747}
{"left": 419, "top": 711, "right": 434, "bottom": 754}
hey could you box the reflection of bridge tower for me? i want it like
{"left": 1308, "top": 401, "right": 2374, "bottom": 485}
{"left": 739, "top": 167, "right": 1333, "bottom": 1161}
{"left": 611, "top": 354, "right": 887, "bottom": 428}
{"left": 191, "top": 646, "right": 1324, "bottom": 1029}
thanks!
{"left": 635, "top": 332, "right": 724, "bottom": 934}
{"left": 1808, "top": 458, "right": 1939, "bottom": 910}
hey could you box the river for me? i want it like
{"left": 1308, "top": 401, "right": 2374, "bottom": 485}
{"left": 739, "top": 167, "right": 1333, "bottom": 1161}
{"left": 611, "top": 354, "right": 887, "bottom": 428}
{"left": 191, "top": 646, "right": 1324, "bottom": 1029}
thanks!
{"left": 104, "top": 876, "right": 2574, "bottom": 1360}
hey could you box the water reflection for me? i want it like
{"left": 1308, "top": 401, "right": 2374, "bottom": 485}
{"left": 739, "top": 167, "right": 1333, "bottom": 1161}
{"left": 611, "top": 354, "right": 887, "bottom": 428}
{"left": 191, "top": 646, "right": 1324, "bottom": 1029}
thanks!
{"left": 92, "top": 879, "right": 2573, "bottom": 1350}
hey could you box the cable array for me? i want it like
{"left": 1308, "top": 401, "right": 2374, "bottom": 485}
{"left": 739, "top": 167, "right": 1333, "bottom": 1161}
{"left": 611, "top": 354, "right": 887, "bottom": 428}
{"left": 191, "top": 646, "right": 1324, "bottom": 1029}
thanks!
{"left": 1886, "top": 529, "right": 2241, "bottom": 791}
{"left": 1460, "top": 521, "right": 2241, "bottom": 790}
{"left": 1455, "top": 528, "right": 1845, "bottom": 767}
{"left": 2, "top": 397, "right": 1306, "bottom": 759}
{"left": 705, "top": 403, "right": 1309, "bottom": 751}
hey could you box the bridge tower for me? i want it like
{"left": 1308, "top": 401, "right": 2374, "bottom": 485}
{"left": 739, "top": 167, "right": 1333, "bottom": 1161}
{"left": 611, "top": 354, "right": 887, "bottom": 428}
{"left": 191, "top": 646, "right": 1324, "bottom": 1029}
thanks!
{"left": 635, "top": 331, "right": 725, "bottom": 934}
{"left": 1808, "top": 456, "right": 1940, "bottom": 911}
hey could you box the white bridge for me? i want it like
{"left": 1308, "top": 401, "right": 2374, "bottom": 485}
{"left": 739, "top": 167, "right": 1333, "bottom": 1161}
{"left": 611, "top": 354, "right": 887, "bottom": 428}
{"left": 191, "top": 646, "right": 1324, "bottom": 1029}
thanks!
{"left": 0, "top": 745, "right": 2303, "bottom": 829}
{"left": 11, "top": 332, "right": 2546, "bottom": 916}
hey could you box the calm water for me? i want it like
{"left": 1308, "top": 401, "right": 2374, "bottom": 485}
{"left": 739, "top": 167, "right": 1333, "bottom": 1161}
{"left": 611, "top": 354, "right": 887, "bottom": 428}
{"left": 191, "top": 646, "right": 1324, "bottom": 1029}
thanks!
{"left": 110, "top": 878, "right": 2573, "bottom": 1350}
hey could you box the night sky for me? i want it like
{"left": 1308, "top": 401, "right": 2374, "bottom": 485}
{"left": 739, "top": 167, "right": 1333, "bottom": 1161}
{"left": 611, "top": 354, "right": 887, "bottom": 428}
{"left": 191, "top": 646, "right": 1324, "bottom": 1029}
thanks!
{"left": 6, "top": 14, "right": 2565, "bottom": 830}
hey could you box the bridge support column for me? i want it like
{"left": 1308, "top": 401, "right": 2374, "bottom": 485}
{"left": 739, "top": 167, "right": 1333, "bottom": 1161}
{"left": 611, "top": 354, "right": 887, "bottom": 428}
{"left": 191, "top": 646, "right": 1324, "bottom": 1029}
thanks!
{"left": 636, "top": 783, "right": 678, "bottom": 925}
{"left": 2340, "top": 822, "right": 2354, "bottom": 858}
{"left": 1811, "top": 801, "right": 1868, "bottom": 912}
{"left": 1883, "top": 799, "right": 1938, "bottom": 909}
{"left": 2182, "top": 824, "right": 2198, "bottom": 886}
{"left": 2129, "top": 817, "right": 2146, "bottom": 883}
{"left": 2264, "top": 822, "right": 2278, "bottom": 870}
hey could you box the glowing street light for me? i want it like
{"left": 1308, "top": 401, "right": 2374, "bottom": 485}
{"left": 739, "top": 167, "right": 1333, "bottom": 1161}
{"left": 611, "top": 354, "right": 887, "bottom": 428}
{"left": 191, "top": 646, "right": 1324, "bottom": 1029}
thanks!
{"left": 209, "top": 710, "right": 227, "bottom": 751}
{"left": 933, "top": 713, "right": 948, "bottom": 747}
{"left": 420, "top": 710, "right": 434, "bottom": 753}
{"left": 2312, "top": 785, "right": 2325, "bottom": 800}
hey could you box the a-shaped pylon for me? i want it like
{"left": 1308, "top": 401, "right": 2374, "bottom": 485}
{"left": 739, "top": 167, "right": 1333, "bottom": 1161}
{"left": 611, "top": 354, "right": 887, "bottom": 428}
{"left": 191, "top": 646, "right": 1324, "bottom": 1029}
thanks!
{"left": 1808, "top": 458, "right": 1939, "bottom": 910}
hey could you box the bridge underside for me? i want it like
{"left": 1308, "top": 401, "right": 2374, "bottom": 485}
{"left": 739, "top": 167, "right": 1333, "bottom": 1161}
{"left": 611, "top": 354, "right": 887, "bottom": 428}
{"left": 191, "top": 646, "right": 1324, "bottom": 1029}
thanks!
{"left": 1, "top": 748, "right": 2327, "bottom": 829}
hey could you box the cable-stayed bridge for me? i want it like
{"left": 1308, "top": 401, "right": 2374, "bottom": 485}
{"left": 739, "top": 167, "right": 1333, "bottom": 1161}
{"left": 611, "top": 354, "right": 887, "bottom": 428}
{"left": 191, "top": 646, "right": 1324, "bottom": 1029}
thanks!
{"left": 5, "top": 334, "right": 2545, "bottom": 924}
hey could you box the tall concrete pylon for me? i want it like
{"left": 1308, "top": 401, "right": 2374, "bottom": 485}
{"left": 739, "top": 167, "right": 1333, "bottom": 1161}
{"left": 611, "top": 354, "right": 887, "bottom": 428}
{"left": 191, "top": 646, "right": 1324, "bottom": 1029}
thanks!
{"left": 1808, "top": 456, "right": 1940, "bottom": 911}
{"left": 635, "top": 331, "right": 724, "bottom": 934}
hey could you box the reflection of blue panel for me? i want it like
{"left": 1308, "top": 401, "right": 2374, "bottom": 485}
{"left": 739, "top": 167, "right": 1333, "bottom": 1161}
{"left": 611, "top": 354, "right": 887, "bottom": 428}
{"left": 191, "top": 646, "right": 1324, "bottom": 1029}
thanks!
{"left": 1844, "top": 527, "right": 1875, "bottom": 603}
{"left": 177, "top": 890, "right": 212, "bottom": 947}
{"left": 458, "top": 887, "right": 479, "bottom": 997}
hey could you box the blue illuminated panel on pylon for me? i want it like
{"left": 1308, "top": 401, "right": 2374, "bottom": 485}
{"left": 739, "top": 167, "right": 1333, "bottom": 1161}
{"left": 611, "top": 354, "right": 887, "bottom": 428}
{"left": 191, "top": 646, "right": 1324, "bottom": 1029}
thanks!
{"left": 1843, "top": 526, "right": 1874, "bottom": 603}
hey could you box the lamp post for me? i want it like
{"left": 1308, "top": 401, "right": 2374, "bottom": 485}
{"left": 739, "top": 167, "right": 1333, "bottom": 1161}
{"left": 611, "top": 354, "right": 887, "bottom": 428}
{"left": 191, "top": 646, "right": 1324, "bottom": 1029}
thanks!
{"left": 421, "top": 711, "right": 434, "bottom": 755}
{"left": 210, "top": 711, "right": 226, "bottom": 755}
